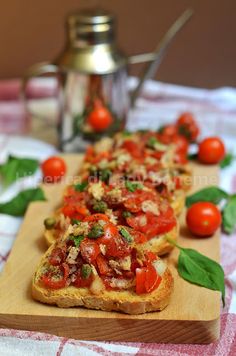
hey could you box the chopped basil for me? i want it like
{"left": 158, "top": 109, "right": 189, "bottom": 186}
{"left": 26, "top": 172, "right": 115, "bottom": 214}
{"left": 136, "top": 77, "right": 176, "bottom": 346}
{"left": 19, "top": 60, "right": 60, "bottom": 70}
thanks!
{"left": 71, "top": 218, "right": 81, "bottom": 225}
{"left": 147, "top": 137, "right": 167, "bottom": 151}
{"left": 122, "top": 211, "right": 132, "bottom": 218}
{"left": 44, "top": 217, "right": 56, "bottom": 230}
{"left": 70, "top": 235, "right": 84, "bottom": 247}
{"left": 119, "top": 227, "right": 133, "bottom": 243}
{"left": 93, "top": 200, "right": 108, "bottom": 213}
{"left": 81, "top": 264, "right": 92, "bottom": 279}
{"left": 125, "top": 181, "right": 143, "bottom": 193}
{"left": 147, "top": 136, "right": 158, "bottom": 148}
{"left": 100, "top": 169, "right": 112, "bottom": 183}
{"left": 88, "top": 224, "right": 104, "bottom": 239}
{"left": 74, "top": 181, "right": 88, "bottom": 192}
{"left": 122, "top": 130, "right": 132, "bottom": 137}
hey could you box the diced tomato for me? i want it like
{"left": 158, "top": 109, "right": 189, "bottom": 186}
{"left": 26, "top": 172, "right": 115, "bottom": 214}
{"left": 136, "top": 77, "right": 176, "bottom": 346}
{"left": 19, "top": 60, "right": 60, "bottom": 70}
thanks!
{"left": 61, "top": 204, "right": 77, "bottom": 218}
{"left": 41, "top": 263, "right": 69, "bottom": 289}
{"left": 98, "top": 225, "right": 131, "bottom": 258}
{"left": 48, "top": 248, "right": 66, "bottom": 266}
{"left": 127, "top": 208, "right": 176, "bottom": 239}
{"left": 80, "top": 239, "right": 100, "bottom": 263}
{"left": 124, "top": 190, "right": 158, "bottom": 213}
{"left": 84, "top": 213, "right": 109, "bottom": 224}
{"left": 173, "top": 176, "right": 181, "bottom": 190}
{"left": 121, "top": 140, "right": 143, "bottom": 159}
{"left": 96, "top": 254, "right": 112, "bottom": 275}
{"left": 73, "top": 271, "right": 94, "bottom": 288}
{"left": 136, "top": 268, "right": 147, "bottom": 294}
{"left": 136, "top": 265, "right": 161, "bottom": 294}
{"left": 145, "top": 251, "right": 157, "bottom": 263}
{"left": 131, "top": 230, "right": 147, "bottom": 244}
{"left": 172, "top": 135, "right": 189, "bottom": 155}
{"left": 76, "top": 206, "right": 89, "bottom": 216}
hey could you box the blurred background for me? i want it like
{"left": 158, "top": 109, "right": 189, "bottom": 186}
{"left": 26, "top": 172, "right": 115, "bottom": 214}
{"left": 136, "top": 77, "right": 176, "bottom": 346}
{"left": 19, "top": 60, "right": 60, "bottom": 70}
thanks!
{"left": 0, "top": 0, "right": 236, "bottom": 88}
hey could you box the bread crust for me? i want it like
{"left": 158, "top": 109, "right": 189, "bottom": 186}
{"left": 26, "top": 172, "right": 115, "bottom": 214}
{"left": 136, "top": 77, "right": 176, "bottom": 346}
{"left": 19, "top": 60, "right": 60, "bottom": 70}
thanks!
{"left": 32, "top": 246, "right": 173, "bottom": 314}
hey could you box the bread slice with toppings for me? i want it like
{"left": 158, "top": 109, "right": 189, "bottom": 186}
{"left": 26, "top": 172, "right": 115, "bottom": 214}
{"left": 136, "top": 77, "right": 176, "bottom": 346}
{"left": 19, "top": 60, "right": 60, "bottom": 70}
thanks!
{"left": 33, "top": 220, "right": 173, "bottom": 314}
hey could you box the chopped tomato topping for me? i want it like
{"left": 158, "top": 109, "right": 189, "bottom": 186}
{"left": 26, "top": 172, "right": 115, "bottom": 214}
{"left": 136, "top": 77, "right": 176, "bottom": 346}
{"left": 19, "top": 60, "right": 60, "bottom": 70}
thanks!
{"left": 41, "top": 263, "right": 69, "bottom": 289}
{"left": 136, "top": 265, "right": 161, "bottom": 294}
{"left": 96, "top": 254, "right": 112, "bottom": 275}
{"left": 48, "top": 248, "right": 66, "bottom": 266}
{"left": 80, "top": 239, "right": 100, "bottom": 263}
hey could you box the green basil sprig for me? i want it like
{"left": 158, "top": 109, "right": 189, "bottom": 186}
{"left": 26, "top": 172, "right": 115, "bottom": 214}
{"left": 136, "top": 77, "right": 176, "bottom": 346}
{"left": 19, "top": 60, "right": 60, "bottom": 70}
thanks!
{"left": 0, "top": 188, "right": 46, "bottom": 216}
{"left": 186, "top": 187, "right": 228, "bottom": 208}
{"left": 186, "top": 186, "right": 236, "bottom": 234}
{"left": 167, "top": 238, "right": 225, "bottom": 306}
{"left": 0, "top": 156, "right": 39, "bottom": 187}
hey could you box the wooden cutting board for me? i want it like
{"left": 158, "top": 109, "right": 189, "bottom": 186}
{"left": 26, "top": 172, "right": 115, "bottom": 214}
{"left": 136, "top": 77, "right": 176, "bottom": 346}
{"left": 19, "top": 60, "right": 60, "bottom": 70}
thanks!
{"left": 0, "top": 155, "right": 221, "bottom": 344}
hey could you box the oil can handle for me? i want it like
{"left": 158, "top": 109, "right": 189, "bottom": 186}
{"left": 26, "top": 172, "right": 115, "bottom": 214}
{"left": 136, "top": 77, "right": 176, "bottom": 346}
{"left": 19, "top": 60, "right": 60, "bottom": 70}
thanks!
{"left": 21, "top": 62, "right": 59, "bottom": 121}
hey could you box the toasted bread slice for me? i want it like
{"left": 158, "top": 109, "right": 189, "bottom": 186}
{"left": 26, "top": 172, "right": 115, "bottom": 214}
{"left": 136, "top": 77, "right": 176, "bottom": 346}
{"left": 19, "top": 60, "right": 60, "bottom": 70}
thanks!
{"left": 32, "top": 245, "right": 173, "bottom": 314}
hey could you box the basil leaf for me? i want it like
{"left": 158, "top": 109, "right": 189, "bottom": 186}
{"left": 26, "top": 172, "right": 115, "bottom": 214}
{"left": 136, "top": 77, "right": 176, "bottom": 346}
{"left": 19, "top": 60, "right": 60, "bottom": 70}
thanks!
{"left": 220, "top": 152, "right": 235, "bottom": 169}
{"left": 74, "top": 181, "right": 88, "bottom": 192}
{"left": 125, "top": 181, "right": 143, "bottom": 193}
{"left": 0, "top": 156, "right": 38, "bottom": 187}
{"left": 70, "top": 235, "right": 84, "bottom": 247}
{"left": 178, "top": 247, "right": 225, "bottom": 306}
{"left": 0, "top": 188, "right": 46, "bottom": 216}
{"left": 88, "top": 224, "right": 104, "bottom": 239}
{"left": 119, "top": 227, "right": 133, "bottom": 243}
{"left": 186, "top": 186, "right": 228, "bottom": 208}
{"left": 222, "top": 194, "right": 236, "bottom": 234}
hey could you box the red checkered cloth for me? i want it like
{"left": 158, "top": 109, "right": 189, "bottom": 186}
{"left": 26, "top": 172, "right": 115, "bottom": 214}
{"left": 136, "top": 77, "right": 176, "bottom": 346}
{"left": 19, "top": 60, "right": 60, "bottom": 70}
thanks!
{"left": 0, "top": 79, "right": 236, "bottom": 355}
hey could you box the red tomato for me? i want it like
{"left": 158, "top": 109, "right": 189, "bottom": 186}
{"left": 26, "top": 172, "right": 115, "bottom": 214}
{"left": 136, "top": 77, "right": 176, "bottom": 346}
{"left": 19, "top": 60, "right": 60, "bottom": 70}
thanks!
{"left": 161, "top": 124, "right": 178, "bottom": 138}
{"left": 61, "top": 204, "right": 77, "bottom": 218}
{"left": 173, "top": 135, "right": 189, "bottom": 154}
{"left": 87, "top": 102, "right": 113, "bottom": 132}
{"left": 186, "top": 202, "right": 222, "bottom": 237}
{"left": 41, "top": 263, "right": 69, "bottom": 289}
{"left": 136, "top": 265, "right": 161, "bottom": 294}
{"left": 96, "top": 254, "right": 112, "bottom": 275}
{"left": 84, "top": 214, "right": 109, "bottom": 224}
{"left": 177, "top": 112, "right": 200, "bottom": 142}
{"left": 98, "top": 224, "right": 131, "bottom": 258}
{"left": 41, "top": 156, "right": 66, "bottom": 183}
{"left": 48, "top": 248, "right": 66, "bottom": 266}
{"left": 198, "top": 137, "right": 225, "bottom": 164}
{"left": 127, "top": 208, "right": 176, "bottom": 239}
{"left": 80, "top": 239, "right": 100, "bottom": 263}
{"left": 73, "top": 271, "right": 94, "bottom": 288}
{"left": 121, "top": 140, "right": 143, "bottom": 159}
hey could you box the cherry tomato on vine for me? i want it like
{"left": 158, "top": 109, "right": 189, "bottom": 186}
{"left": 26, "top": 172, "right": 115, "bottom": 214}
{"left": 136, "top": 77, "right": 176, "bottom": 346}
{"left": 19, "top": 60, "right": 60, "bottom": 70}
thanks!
{"left": 87, "top": 101, "right": 113, "bottom": 132}
{"left": 41, "top": 156, "right": 66, "bottom": 183}
{"left": 198, "top": 137, "right": 225, "bottom": 164}
{"left": 186, "top": 202, "right": 222, "bottom": 237}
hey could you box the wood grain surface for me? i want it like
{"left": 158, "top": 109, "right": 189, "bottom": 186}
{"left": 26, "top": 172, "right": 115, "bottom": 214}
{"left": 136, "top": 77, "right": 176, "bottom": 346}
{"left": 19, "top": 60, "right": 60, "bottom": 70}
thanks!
{"left": 0, "top": 155, "right": 221, "bottom": 343}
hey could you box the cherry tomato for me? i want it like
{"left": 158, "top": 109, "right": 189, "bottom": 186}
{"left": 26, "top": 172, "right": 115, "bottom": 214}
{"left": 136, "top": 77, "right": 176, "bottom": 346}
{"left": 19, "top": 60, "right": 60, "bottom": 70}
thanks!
{"left": 41, "top": 156, "right": 66, "bottom": 183}
{"left": 198, "top": 137, "right": 225, "bottom": 164}
{"left": 41, "top": 263, "right": 69, "bottom": 289}
{"left": 186, "top": 202, "right": 222, "bottom": 237}
{"left": 177, "top": 112, "right": 200, "bottom": 142}
{"left": 87, "top": 101, "right": 113, "bottom": 132}
{"left": 80, "top": 239, "right": 100, "bottom": 263}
